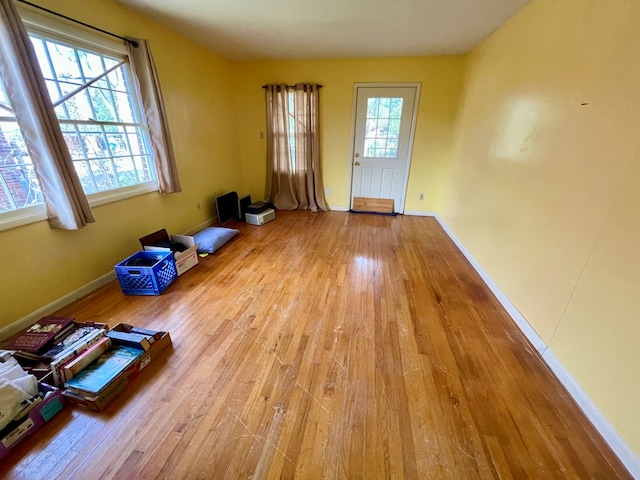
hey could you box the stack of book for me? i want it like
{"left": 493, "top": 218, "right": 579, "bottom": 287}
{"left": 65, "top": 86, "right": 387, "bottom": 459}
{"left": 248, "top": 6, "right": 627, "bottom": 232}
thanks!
{"left": 62, "top": 323, "right": 163, "bottom": 401}
{"left": 4, "top": 319, "right": 171, "bottom": 411}
{"left": 63, "top": 344, "right": 144, "bottom": 397}
{"left": 2, "top": 317, "right": 108, "bottom": 386}
{"left": 4, "top": 316, "right": 75, "bottom": 353}
{"left": 62, "top": 326, "right": 161, "bottom": 398}
{"left": 62, "top": 324, "right": 172, "bottom": 411}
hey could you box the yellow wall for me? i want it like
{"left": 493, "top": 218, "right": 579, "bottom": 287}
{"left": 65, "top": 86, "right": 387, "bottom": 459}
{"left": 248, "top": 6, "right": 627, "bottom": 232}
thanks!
{"left": 2, "top": 0, "right": 637, "bottom": 464}
{"left": 0, "top": 0, "right": 243, "bottom": 329}
{"left": 231, "top": 57, "right": 466, "bottom": 212}
{"left": 442, "top": 0, "right": 640, "bottom": 455}
{"left": 1, "top": 3, "right": 466, "bottom": 331}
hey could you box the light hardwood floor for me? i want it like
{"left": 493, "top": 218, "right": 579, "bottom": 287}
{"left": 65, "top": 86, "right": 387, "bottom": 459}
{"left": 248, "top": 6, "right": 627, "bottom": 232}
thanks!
{"left": 1, "top": 210, "right": 632, "bottom": 479}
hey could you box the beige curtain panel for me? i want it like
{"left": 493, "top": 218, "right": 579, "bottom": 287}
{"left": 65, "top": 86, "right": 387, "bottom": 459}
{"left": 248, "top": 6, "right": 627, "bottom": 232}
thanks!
{"left": 265, "top": 84, "right": 297, "bottom": 210}
{"left": 264, "top": 83, "right": 327, "bottom": 212}
{"left": 293, "top": 84, "right": 326, "bottom": 212}
{"left": 126, "top": 38, "right": 181, "bottom": 194}
{"left": 0, "top": 0, "right": 94, "bottom": 230}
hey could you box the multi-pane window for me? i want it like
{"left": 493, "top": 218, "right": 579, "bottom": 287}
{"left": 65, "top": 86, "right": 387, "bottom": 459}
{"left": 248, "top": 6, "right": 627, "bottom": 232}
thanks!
{"left": 0, "top": 12, "right": 156, "bottom": 223}
{"left": 364, "top": 97, "right": 403, "bottom": 158}
{"left": 0, "top": 78, "right": 42, "bottom": 213}
{"left": 28, "top": 29, "right": 155, "bottom": 195}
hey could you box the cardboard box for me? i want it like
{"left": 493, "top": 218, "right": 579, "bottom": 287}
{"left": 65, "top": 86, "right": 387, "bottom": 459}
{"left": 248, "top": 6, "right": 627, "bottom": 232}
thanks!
{"left": 139, "top": 229, "right": 199, "bottom": 276}
{"left": 0, "top": 383, "right": 65, "bottom": 460}
{"left": 62, "top": 324, "right": 172, "bottom": 411}
{"left": 172, "top": 241, "right": 198, "bottom": 276}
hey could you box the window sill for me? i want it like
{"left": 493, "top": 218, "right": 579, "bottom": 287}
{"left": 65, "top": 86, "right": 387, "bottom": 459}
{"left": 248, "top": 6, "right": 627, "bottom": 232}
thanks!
{"left": 87, "top": 181, "right": 159, "bottom": 208}
{"left": 0, "top": 205, "right": 48, "bottom": 232}
{"left": 0, "top": 181, "right": 159, "bottom": 232}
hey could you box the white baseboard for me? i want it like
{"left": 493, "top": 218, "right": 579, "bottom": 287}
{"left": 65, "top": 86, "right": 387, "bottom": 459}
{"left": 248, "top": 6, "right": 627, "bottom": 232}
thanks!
{"left": 434, "top": 215, "right": 547, "bottom": 354}
{"left": 0, "top": 270, "right": 116, "bottom": 342}
{"left": 328, "top": 205, "right": 349, "bottom": 212}
{"left": 1, "top": 218, "right": 217, "bottom": 343}
{"left": 184, "top": 216, "right": 217, "bottom": 235}
{"left": 434, "top": 214, "right": 640, "bottom": 478}
{"left": 542, "top": 349, "right": 640, "bottom": 478}
{"left": 403, "top": 210, "right": 438, "bottom": 217}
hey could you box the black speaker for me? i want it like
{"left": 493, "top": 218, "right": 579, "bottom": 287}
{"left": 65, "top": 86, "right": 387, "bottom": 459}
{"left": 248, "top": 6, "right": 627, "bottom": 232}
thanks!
{"left": 238, "top": 194, "right": 252, "bottom": 222}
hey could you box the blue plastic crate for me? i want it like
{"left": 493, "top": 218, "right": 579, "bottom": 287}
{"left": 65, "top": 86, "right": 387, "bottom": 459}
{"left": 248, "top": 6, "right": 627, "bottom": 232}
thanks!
{"left": 115, "top": 251, "right": 177, "bottom": 295}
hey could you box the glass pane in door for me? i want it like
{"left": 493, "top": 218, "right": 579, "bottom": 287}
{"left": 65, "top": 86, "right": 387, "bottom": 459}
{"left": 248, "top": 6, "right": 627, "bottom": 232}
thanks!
{"left": 364, "top": 97, "right": 403, "bottom": 158}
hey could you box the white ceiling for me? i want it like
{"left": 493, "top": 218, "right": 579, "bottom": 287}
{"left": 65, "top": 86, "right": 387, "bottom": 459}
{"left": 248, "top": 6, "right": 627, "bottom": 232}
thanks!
{"left": 117, "top": 0, "right": 530, "bottom": 61}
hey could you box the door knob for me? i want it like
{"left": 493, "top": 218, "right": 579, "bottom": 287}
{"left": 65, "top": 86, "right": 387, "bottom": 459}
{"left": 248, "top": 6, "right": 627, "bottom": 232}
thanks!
{"left": 354, "top": 153, "right": 360, "bottom": 157}
{"left": 354, "top": 161, "right": 361, "bottom": 166}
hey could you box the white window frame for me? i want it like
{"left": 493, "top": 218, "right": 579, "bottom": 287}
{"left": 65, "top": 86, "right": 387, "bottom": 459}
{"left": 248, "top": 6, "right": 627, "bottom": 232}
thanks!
{"left": 0, "top": 8, "right": 158, "bottom": 232}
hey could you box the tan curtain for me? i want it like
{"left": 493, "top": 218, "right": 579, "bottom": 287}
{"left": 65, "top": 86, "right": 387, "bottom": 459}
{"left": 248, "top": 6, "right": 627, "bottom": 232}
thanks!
{"left": 293, "top": 84, "right": 326, "bottom": 212}
{"left": 0, "top": 0, "right": 94, "bottom": 230}
{"left": 126, "top": 38, "right": 181, "bottom": 194}
{"left": 265, "top": 83, "right": 327, "bottom": 211}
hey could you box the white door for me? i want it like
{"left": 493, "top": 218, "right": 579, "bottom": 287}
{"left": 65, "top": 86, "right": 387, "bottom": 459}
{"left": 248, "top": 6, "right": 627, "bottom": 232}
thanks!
{"left": 350, "top": 85, "right": 419, "bottom": 213}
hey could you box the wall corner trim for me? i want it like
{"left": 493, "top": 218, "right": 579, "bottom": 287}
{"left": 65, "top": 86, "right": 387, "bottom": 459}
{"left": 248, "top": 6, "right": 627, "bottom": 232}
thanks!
{"left": 433, "top": 214, "right": 640, "bottom": 479}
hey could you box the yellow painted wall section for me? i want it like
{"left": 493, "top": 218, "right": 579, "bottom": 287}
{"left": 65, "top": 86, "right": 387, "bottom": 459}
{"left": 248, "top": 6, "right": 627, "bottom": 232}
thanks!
{"left": 0, "top": 0, "right": 242, "bottom": 329}
{"left": 442, "top": 0, "right": 640, "bottom": 455}
{"left": 231, "top": 57, "right": 465, "bottom": 212}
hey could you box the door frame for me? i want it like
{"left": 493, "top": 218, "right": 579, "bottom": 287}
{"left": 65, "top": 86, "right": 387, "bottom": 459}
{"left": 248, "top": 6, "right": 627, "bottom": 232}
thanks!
{"left": 347, "top": 82, "right": 421, "bottom": 214}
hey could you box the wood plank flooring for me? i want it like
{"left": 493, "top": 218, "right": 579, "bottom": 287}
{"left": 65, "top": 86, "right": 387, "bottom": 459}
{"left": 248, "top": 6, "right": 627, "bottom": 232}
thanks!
{"left": 1, "top": 210, "right": 632, "bottom": 479}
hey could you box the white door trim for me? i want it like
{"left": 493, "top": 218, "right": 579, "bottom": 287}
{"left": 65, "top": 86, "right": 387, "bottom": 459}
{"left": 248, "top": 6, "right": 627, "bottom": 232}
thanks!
{"left": 347, "top": 82, "right": 421, "bottom": 214}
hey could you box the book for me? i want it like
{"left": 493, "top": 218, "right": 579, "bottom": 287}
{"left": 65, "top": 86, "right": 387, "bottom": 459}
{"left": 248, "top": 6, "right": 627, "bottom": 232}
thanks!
{"left": 130, "top": 326, "right": 162, "bottom": 341}
{"left": 61, "top": 337, "right": 112, "bottom": 382}
{"left": 52, "top": 323, "right": 75, "bottom": 342}
{"left": 41, "top": 325, "right": 104, "bottom": 359}
{"left": 4, "top": 317, "right": 74, "bottom": 353}
{"left": 50, "top": 328, "right": 107, "bottom": 386}
{"left": 8, "top": 355, "right": 50, "bottom": 379}
{"left": 106, "top": 330, "right": 152, "bottom": 351}
{"left": 12, "top": 395, "right": 43, "bottom": 421}
{"left": 64, "top": 345, "right": 144, "bottom": 395}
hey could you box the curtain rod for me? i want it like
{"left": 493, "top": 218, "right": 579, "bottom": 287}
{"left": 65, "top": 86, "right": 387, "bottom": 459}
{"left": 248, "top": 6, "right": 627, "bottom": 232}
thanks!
{"left": 262, "top": 84, "right": 323, "bottom": 89}
{"left": 17, "top": 0, "right": 130, "bottom": 44}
